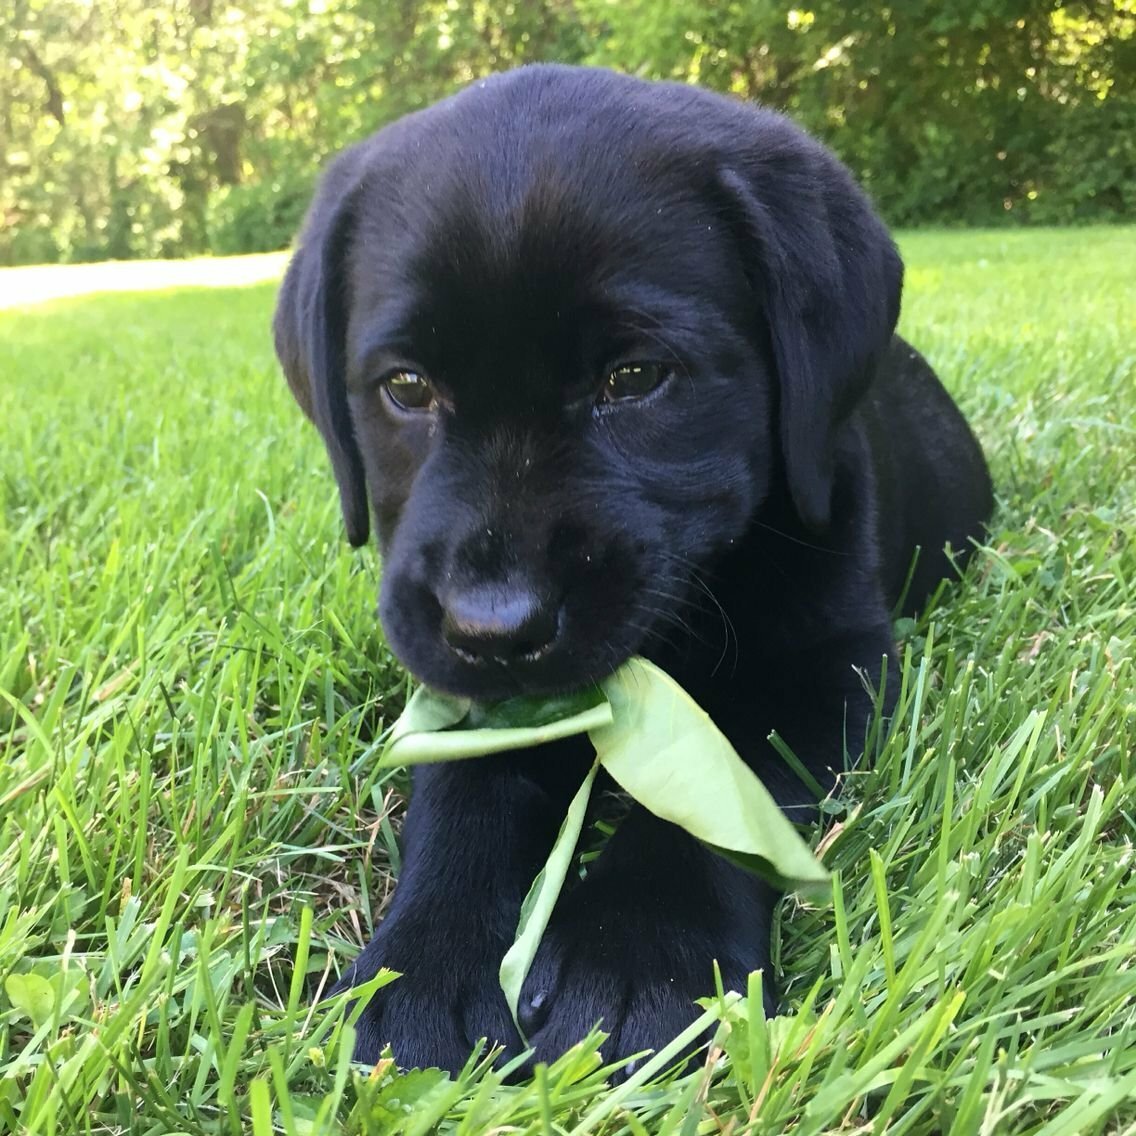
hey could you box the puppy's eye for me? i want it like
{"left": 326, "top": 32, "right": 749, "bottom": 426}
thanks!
{"left": 602, "top": 362, "right": 672, "bottom": 403}
{"left": 383, "top": 370, "right": 435, "bottom": 411}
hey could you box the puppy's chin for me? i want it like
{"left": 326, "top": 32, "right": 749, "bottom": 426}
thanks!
{"left": 386, "top": 644, "right": 635, "bottom": 703}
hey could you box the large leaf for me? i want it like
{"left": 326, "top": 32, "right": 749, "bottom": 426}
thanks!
{"left": 498, "top": 758, "right": 600, "bottom": 1037}
{"left": 376, "top": 658, "right": 829, "bottom": 1024}
{"left": 379, "top": 660, "right": 827, "bottom": 891}
{"left": 379, "top": 684, "right": 611, "bottom": 767}
{"left": 594, "top": 659, "right": 830, "bottom": 895}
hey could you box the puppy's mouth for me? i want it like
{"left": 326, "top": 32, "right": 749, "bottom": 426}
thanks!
{"left": 379, "top": 575, "right": 649, "bottom": 703}
{"left": 396, "top": 641, "right": 633, "bottom": 704}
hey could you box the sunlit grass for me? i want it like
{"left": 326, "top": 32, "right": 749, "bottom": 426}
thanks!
{"left": 1, "top": 227, "right": 1134, "bottom": 1133}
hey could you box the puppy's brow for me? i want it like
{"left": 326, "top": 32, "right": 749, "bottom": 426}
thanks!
{"left": 350, "top": 323, "right": 425, "bottom": 382}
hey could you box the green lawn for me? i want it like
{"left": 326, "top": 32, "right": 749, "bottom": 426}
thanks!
{"left": 1, "top": 227, "right": 1134, "bottom": 1134}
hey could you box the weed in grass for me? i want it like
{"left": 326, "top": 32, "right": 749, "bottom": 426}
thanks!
{"left": 1, "top": 228, "right": 1134, "bottom": 1133}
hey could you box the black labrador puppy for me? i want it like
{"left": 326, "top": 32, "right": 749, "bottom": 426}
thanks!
{"left": 274, "top": 64, "right": 993, "bottom": 1074}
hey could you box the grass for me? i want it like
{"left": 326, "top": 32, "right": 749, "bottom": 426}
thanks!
{"left": 1, "top": 226, "right": 1134, "bottom": 1134}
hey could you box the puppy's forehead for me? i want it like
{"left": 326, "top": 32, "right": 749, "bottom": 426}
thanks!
{"left": 357, "top": 141, "right": 698, "bottom": 301}
{"left": 346, "top": 95, "right": 736, "bottom": 395}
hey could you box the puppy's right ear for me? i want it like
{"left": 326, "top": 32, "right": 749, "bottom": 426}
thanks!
{"left": 273, "top": 157, "right": 370, "bottom": 547}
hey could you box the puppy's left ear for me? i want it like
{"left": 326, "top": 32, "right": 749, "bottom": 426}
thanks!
{"left": 719, "top": 127, "right": 903, "bottom": 531}
{"left": 273, "top": 154, "right": 370, "bottom": 547}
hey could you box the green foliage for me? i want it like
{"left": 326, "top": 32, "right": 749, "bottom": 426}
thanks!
{"left": 207, "top": 170, "right": 318, "bottom": 255}
{"left": 0, "top": 228, "right": 1134, "bottom": 1130}
{"left": 580, "top": 0, "right": 1136, "bottom": 226}
{"left": 0, "top": 0, "right": 587, "bottom": 264}
{"left": 2, "top": 2, "right": 1133, "bottom": 263}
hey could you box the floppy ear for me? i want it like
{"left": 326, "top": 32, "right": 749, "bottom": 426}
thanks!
{"left": 719, "top": 130, "right": 903, "bottom": 531}
{"left": 273, "top": 156, "right": 370, "bottom": 546}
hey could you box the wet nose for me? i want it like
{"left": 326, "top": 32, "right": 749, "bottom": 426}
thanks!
{"left": 440, "top": 585, "right": 559, "bottom": 665}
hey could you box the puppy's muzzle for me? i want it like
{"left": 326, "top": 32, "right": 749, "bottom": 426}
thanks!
{"left": 439, "top": 583, "right": 561, "bottom": 666}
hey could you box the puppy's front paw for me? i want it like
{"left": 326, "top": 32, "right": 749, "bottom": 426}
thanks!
{"left": 330, "top": 915, "right": 520, "bottom": 1072}
{"left": 517, "top": 882, "right": 768, "bottom": 1078}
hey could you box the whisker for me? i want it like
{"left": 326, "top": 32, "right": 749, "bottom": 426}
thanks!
{"left": 753, "top": 520, "right": 850, "bottom": 556}
{"left": 641, "top": 554, "right": 738, "bottom": 671}
{"left": 686, "top": 570, "right": 738, "bottom": 677}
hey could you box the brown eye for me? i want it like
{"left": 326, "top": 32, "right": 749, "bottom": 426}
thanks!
{"left": 383, "top": 370, "right": 435, "bottom": 411}
{"left": 602, "top": 362, "right": 672, "bottom": 403}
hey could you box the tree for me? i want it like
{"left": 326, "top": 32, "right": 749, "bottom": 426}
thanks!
{"left": 1, "top": 0, "right": 1131, "bottom": 263}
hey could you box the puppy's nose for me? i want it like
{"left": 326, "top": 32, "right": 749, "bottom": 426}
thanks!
{"left": 440, "top": 585, "right": 559, "bottom": 665}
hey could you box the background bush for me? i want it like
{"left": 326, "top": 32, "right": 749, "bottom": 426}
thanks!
{"left": 1, "top": 0, "right": 1132, "bottom": 264}
{"left": 207, "top": 170, "right": 316, "bottom": 255}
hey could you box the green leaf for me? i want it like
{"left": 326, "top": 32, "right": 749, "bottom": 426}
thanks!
{"left": 499, "top": 759, "right": 600, "bottom": 1038}
{"left": 380, "top": 685, "right": 610, "bottom": 767}
{"left": 353, "top": 1067, "right": 453, "bottom": 1126}
{"left": 387, "top": 684, "right": 472, "bottom": 743}
{"left": 593, "top": 659, "right": 830, "bottom": 896}
{"left": 5, "top": 972, "right": 56, "bottom": 1027}
{"left": 465, "top": 686, "right": 607, "bottom": 730}
{"left": 380, "top": 659, "right": 827, "bottom": 892}
{"left": 378, "top": 658, "right": 828, "bottom": 1022}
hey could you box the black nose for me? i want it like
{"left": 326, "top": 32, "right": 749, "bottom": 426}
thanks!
{"left": 440, "top": 585, "right": 559, "bottom": 665}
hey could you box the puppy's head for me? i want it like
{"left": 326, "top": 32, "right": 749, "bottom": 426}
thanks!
{"left": 275, "top": 65, "right": 901, "bottom": 699}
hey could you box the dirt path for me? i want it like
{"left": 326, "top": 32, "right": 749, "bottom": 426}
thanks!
{"left": 0, "top": 252, "right": 288, "bottom": 310}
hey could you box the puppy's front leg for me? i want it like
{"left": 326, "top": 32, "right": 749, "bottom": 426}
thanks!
{"left": 332, "top": 738, "right": 592, "bottom": 1071}
{"left": 517, "top": 802, "right": 776, "bottom": 1076}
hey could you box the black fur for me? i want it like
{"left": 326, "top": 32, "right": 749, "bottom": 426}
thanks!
{"left": 274, "top": 64, "right": 992, "bottom": 1075}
